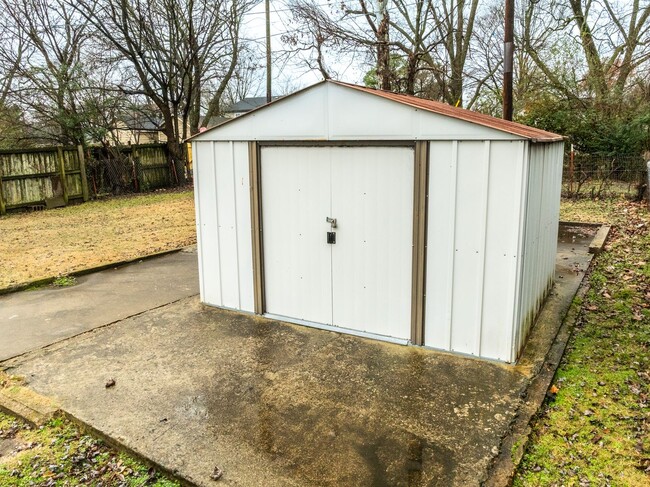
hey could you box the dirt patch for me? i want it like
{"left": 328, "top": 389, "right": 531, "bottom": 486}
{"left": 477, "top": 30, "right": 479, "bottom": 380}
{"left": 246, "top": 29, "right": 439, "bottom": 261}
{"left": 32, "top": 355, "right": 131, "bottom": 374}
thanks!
{"left": 0, "top": 190, "right": 195, "bottom": 289}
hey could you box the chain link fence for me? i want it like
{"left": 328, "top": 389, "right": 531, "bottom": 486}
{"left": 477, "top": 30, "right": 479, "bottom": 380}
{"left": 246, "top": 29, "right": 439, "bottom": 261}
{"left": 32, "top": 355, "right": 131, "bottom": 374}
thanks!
{"left": 563, "top": 153, "right": 648, "bottom": 200}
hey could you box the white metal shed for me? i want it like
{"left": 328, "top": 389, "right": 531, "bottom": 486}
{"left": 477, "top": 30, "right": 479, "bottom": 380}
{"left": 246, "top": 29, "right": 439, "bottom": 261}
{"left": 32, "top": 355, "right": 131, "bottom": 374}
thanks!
{"left": 190, "top": 80, "right": 564, "bottom": 363}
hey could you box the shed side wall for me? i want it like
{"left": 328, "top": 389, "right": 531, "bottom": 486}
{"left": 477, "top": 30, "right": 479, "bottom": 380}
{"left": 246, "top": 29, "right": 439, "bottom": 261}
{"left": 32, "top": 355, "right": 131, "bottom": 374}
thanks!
{"left": 193, "top": 141, "right": 254, "bottom": 312}
{"left": 424, "top": 140, "right": 524, "bottom": 361}
{"left": 515, "top": 141, "right": 564, "bottom": 356}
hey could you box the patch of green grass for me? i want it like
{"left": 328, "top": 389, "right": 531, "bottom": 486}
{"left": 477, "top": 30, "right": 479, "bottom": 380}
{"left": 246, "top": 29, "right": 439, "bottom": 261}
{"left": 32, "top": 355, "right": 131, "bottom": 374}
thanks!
{"left": 24, "top": 283, "right": 48, "bottom": 291}
{"left": 515, "top": 200, "right": 650, "bottom": 486}
{"left": 52, "top": 276, "right": 76, "bottom": 287}
{"left": 0, "top": 411, "right": 179, "bottom": 486}
{"left": 66, "top": 189, "right": 194, "bottom": 214}
{"left": 560, "top": 198, "right": 624, "bottom": 224}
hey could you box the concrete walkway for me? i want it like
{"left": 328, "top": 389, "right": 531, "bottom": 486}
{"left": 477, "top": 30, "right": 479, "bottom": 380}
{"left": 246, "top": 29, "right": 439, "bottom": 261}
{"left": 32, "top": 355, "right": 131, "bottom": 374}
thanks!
{"left": 0, "top": 228, "right": 596, "bottom": 486}
{"left": 0, "top": 249, "right": 199, "bottom": 361}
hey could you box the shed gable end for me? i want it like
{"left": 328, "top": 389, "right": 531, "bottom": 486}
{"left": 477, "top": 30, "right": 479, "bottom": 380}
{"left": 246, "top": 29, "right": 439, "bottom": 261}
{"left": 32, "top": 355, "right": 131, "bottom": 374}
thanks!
{"left": 192, "top": 82, "right": 522, "bottom": 142}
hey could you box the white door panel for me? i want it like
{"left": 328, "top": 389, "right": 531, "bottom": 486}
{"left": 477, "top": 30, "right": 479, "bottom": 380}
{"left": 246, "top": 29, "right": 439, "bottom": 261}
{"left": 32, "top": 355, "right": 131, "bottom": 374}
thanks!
{"left": 261, "top": 147, "right": 332, "bottom": 324}
{"left": 261, "top": 145, "right": 414, "bottom": 340}
{"left": 331, "top": 147, "right": 414, "bottom": 339}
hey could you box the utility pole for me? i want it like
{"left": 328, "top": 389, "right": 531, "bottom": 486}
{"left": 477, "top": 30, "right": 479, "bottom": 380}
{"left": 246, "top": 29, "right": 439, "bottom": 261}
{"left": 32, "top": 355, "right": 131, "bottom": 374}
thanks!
{"left": 265, "top": 0, "right": 272, "bottom": 103}
{"left": 503, "top": 0, "right": 514, "bottom": 121}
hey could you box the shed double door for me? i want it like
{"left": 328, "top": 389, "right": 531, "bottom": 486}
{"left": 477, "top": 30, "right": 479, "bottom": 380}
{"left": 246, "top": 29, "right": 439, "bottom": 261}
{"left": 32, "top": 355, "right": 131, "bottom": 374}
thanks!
{"left": 261, "top": 146, "right": 414, "bottom": 340}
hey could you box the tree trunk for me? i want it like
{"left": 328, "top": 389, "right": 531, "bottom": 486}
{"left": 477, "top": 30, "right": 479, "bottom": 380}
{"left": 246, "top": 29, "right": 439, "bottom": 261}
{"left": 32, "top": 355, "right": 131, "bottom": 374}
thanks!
{"left": 161, "top": 108, "right": 186, "bottom": 186}
{"left": 569, "top": 0, "right": 608, "bottom": 101}
{"left": 405, "top": 53, "right": 417, "bottom": 95}
{"left": 376, "top": 8, "right": 391, "bottom": 91}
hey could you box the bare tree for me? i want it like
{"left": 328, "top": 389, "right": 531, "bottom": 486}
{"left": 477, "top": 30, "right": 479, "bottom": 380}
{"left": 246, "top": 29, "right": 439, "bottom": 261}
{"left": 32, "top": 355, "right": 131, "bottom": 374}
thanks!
{"left": 0, "top": 0, "right": 93, "bottom": 145}
{"left": 288, "top": 0, "right": 446, "bottom": 95}
{"left": 199, "top": 0, "right": 256, "bottom": 130}
{"left": 0, "top": 12, "right": 25, "bottom": 108}
{"left": 522, "top": 0, "right": 650, "bottom": 103}
{"left": 424, "top": 0, "right": 480, "bottom": 107}
{"left": 68, "top": 0, "right": 253, "bottom": 183}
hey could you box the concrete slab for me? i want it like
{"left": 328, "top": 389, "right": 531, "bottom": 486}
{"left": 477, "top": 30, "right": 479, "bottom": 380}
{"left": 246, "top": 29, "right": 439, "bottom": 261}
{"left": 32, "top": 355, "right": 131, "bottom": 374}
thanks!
{"left": 0, "top": 228, "right": 595, "bottom": 486}
{"left": 0, "top": 250, "right": 199, "bottom": 361}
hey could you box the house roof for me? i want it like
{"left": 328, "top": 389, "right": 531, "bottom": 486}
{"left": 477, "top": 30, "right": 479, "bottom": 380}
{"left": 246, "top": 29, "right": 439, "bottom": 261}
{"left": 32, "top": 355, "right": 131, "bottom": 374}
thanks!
{"left": 199, "top": 115, "right": 229, "bottom": 128}
{"left": 226, "top": 96, "right": 281, "bottom": 113}
{"left": 119, "top": 113, "right": 162, "bottom": 132}
{"left": 330, "top": 81, "right": 563, "bottom": 143}
{"left": 190, "top": 80, "right": 563, "bottom": 143}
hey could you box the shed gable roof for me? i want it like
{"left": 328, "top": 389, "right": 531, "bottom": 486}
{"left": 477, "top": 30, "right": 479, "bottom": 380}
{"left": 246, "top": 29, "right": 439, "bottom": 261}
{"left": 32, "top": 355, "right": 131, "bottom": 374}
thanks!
{"left": 331, "top": 81, "right": 562, "bottom": 142}
{"left": 190, "top": 80, "right": 563, "bottom": 143}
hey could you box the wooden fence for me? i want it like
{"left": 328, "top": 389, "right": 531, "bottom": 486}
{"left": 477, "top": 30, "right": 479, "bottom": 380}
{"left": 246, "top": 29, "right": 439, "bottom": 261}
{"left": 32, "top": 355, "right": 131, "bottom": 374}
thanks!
{"left": 0, "top": 143, "right": 172, "bottom": 215}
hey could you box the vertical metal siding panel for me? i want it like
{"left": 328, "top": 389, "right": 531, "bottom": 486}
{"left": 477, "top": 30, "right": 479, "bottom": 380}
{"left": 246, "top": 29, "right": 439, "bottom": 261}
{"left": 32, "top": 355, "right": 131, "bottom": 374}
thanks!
{"left": 521, "top": 152, "right": 541, "bottom": 345}
{"left": 511, "top": 142, "right": 530, "bottom": 361}
{"left": 540, "top": 146, "right": 549, "bottom": 295}
{"left": 481, "top": 141, "right": 523, "bottom": 361}
{"left": 424, "top": 141, "right": 455, "bottom": 351}
{"left": 475, "top": 141, "right": 491, "bottom": 357}
{"left": 520, "top": 145, "right": 539, "bottom": 352}
{"left": 233, "top": 142, "right": 255, "bottom": 312}
{"left": 550, "top": 143, "right": 564, "bottom": 278}
{"left": 547, "top": 145, "right": 559, "bottom": 282}
{"left": 518, "top": 141, "right": 562, "bottom": 357}
{"left": 213, "top": 142, "right": 240, "bottom": 308}
{"left": 447, "top": 141, "right": 459, "bottom": 350}
{"left": 550, "top": 143, "right": 563, "bottom": 283}
{"left": 195, "top": 142, "right": 222, "bottom": 306}
{"left": 533, "top": 146, "right": 542, "bottom": 314}
{"left": 542, "top": 144, "right": 551, "bottom": 297}
{"left": 212, "top": 143, "right": 224, "bottom": 305}
{"left": 451, "top": 141, "right": 485, "bottom": 355}
{"left": 192, "top": 142, "right": 206, "bottom": 303}
{"left": 530, "top": 147, "right": 544, "bottom": 343}
{"left": 331, "top": 147, "right": 413, "bottom": 339}
{"left": 540, "top": 146, "right": 549, "bottom": 296}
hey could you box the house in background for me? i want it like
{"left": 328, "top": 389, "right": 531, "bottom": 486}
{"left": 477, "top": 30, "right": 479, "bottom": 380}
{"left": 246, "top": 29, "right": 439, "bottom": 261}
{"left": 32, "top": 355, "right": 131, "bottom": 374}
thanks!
{"left": 111, "top": 112, "right": 167, "bottom": 145}
{"left": 224, "top": 96, "right": 280, "bottom": 118}
{"left": 199, "top": 116, "right": 230, "bottom": 129}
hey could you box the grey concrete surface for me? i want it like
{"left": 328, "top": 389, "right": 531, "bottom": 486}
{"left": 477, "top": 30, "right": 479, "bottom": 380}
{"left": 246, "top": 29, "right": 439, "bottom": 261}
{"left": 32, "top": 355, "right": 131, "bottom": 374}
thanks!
{"left": 0, "top": 228, "right": 595, "bottom": 486}
{"left": 0, "top": 249, "right": 199, "bottom": 361}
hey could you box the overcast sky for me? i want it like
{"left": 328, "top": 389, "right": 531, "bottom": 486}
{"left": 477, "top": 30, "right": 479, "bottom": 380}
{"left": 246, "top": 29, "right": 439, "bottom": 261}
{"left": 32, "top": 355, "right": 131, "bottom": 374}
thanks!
{"left": 241, "top": 1, "right": 367, "bottom": 96}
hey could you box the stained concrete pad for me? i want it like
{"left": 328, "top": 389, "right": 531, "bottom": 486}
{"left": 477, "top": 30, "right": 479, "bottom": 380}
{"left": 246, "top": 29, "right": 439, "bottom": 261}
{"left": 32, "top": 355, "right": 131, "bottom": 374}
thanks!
{"left": 0, "top": 249, "right": 199, "bottom": 361}
{"left": 1, "top": 227, "right": 595, "bottom": 486}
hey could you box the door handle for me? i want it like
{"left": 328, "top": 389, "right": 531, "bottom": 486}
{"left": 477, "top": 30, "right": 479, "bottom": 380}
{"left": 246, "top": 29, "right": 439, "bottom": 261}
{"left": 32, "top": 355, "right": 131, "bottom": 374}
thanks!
{"left": 326, "top": 217, "right": 337, "bottom": 228}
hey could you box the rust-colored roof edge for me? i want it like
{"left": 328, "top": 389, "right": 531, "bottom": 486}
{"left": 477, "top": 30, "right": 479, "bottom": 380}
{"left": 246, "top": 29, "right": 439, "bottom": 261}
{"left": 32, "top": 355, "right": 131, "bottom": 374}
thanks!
{"left": 329, "top": 80, "right": 564, "bottom": 143}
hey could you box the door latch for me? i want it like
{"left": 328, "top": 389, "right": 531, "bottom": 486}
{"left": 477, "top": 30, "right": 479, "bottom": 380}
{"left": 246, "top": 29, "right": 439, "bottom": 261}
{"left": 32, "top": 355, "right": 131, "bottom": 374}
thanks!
{"left": 327, "top": 232, "right": 336, "bottom": 244}
{"left": 326, "top": 217, "right": 337, "bottom": 228}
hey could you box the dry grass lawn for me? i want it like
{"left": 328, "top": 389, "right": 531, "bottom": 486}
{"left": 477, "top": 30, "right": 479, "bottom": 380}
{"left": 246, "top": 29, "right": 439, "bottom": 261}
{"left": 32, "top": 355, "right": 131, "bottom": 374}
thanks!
{"left": 0, "top": 190, "right": 196, "bottom": 289}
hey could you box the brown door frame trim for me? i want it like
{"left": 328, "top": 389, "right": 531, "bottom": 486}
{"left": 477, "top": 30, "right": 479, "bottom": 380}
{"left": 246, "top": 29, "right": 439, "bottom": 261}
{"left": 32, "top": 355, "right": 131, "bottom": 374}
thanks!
{"left": 249, "top": 141, "right": 265, "bottom": 314}
{"left": 411, "top": 141, "right": 429, "bottom": 345}
{"left": 258, "top": 140, "right": 416, "bottom": 148}
{"left": 249, "top": 139, "right": 429, "bottom": 346}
